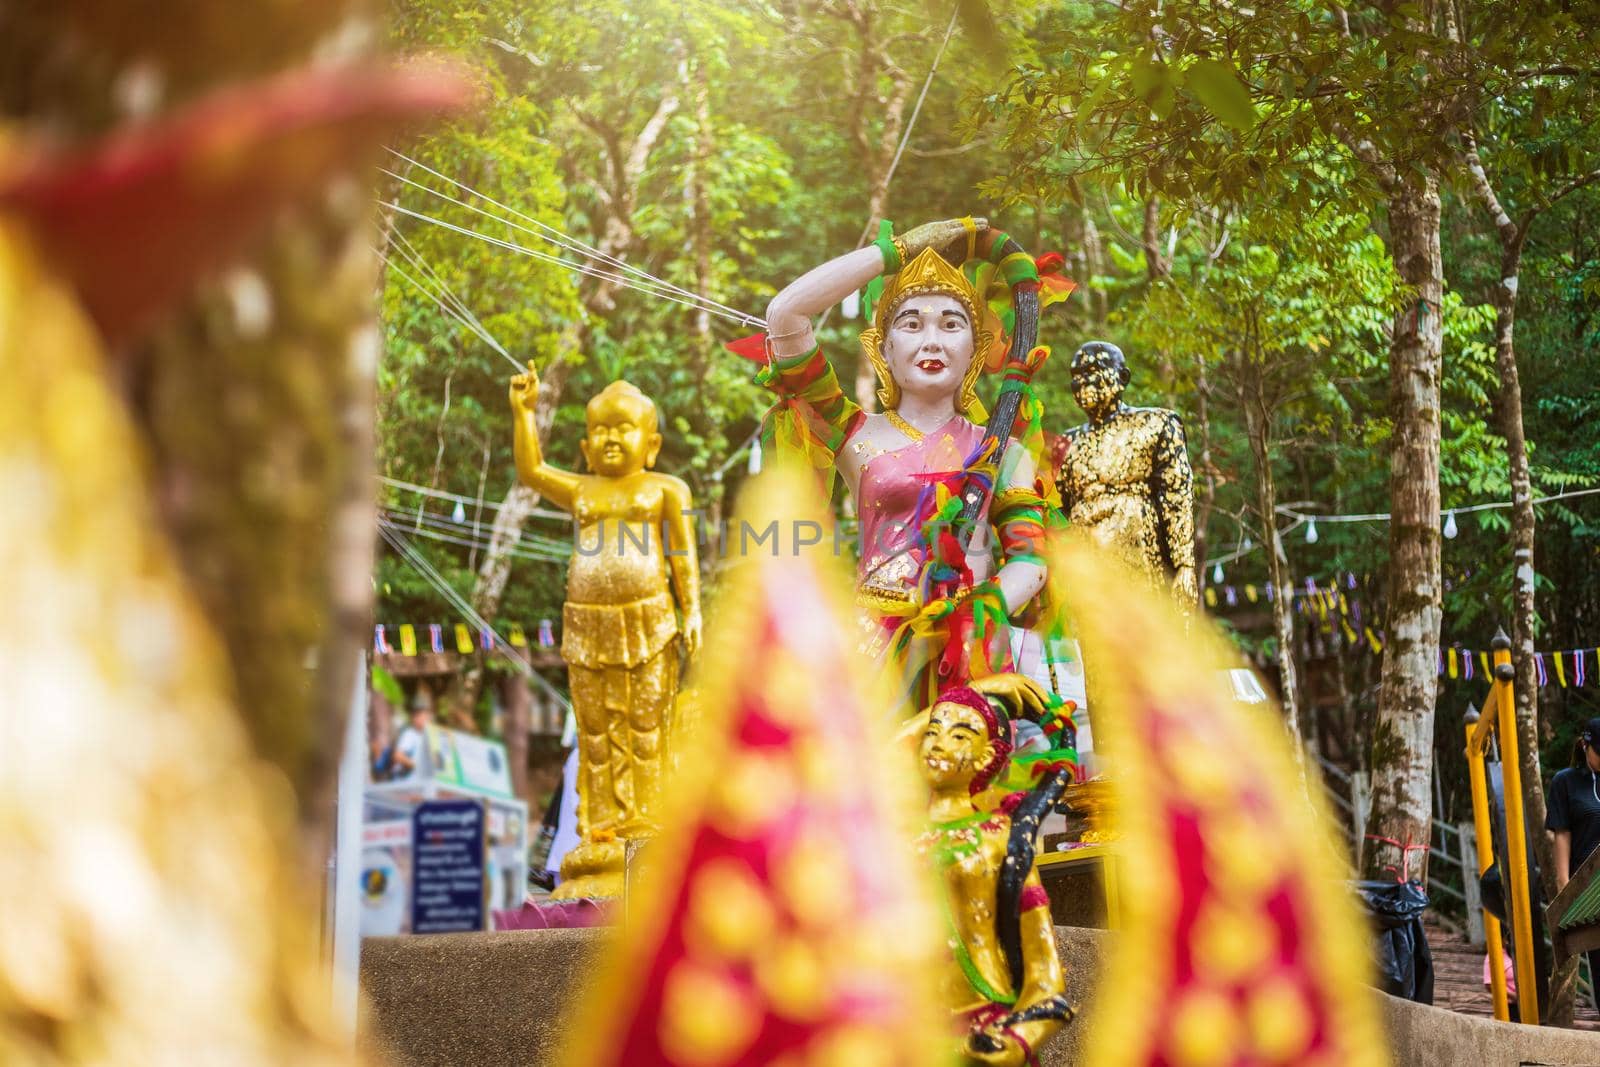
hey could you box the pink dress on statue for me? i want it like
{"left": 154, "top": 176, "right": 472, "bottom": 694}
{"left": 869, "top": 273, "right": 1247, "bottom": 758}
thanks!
{"left": 848, "top": 414, "right": 987, "bottom": 612}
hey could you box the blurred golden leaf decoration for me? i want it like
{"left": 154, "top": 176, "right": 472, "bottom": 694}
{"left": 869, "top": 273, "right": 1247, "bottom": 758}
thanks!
{"left": 0, "top": 217, "right": 356, "bottom": 1065}
{"left": 561, "top": 464, "right": 946, "bottom": 1067}
{"left": 0, "top": 59, "right": 465, "bottom": 1065}
{"left": 1054, "top": 538, "right": 1389, "bottom": 1067}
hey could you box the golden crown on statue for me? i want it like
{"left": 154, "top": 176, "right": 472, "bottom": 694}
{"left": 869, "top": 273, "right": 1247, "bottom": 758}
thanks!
{"left": 861, "top": 248, "right": 990, "bottom": 415}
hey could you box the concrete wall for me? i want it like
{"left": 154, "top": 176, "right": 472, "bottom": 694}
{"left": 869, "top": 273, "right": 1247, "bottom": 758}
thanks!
{"left": 360, "top": 927, "right": 1600, "bottom": 1066}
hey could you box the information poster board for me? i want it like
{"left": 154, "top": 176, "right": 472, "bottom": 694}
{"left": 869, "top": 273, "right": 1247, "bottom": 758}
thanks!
{"left": 360, "top": 818, "right": 413, "bottom": 937}
{"left": 427, "top": 727, "right": 515, "bottom": 798}
{"left": 410, "top": 799, "right": 486, "bottom": 933}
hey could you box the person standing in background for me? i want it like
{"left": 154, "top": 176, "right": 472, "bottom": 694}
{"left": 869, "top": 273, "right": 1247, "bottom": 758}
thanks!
{"left": 1547, "top": 716, "right": 1600, "bottom": 1008}
{"left": 390, "top": 700, "right": 434, "bottom": 781}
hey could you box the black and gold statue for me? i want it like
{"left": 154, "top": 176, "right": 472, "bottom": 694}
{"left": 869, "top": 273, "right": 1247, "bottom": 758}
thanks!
{"left": 1054, "top": 341, "right": 1197, "bottom": 608}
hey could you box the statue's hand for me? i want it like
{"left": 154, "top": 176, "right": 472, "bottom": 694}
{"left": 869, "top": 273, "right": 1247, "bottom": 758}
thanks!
{"left": 682, "top": 609, "right": 703, "bottom": 656}
{"left": 899, "top": 217, "right": 989, "bottom": 261}
{"left": 508, "top": 360, "right": 540, "bottom": 415}
{"left": 964, "top": 1028, "right": 1027, "bottom": 1067}
{"left": 894, "top": 706, "right": 933, "bottom": 748}
{"left": 970, "top": 673, "right": 1050, "bottom": 724}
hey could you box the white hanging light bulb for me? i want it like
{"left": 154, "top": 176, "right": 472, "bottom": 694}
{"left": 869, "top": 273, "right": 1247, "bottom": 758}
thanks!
{"left": 1305, "top": 517, "right": 1319, "bottom": 544}
{"left": 1443, "top": 509, "right": 1458, "bottom": 539}
{"left": 747, "top": 435, "right": 763, "bottom": 476}
{"left": 1242, "top": 533, "right": 1253, "bottom": 551}
{"left": 451, "top": 499, "right": 466, "bottom": 524}
{"left": 1212, "top": 561, "right": 1224, "bottom": 584}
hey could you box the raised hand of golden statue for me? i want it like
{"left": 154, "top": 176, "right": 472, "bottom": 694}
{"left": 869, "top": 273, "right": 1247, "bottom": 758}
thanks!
{"left": 510, "top": 366, "right": 701, "bottom": 899}
{"left": 509, "top": 359, "right": 540, "bottom": 412}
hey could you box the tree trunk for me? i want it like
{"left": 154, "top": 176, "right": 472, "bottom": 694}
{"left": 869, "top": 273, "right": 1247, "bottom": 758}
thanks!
{"left": 1463, "top": 141, "right": 1573, "bottom": 1023}
{"left": 1363, "top": 171, "right": 1445, "bottom": 883}
{"left": 688, "top": 49, "right": 714, "bottom": 365}
{"left": 1082, "top": 210, "right": 1109, "bottom": 325}
{"left": 1191, "top": 361, "right": 1217, "bottom": 583}
{"left": 851, "top": 90, "right": 911, "bottom": 413}
{"left": 837, "top": 5, "right": 913, "bottom": 414}
{"left": 1244, "top": 387, "right": 1303, "bottom": 751}
{"left": 0, "top": 3, "right": 424, "bottom": 1057}
{"left": 499, "top": 671, "right": 533, "bottom": 806}
{"left": 1142, "top": 198, "right": 1177, "bottom": 404}
{"left": 685, "top": 50, "right": 725, "bottom": 577}
{"left": 1492, "top": 240, "right": 1550, "bottom": 847}
{"left": 0, "top": 2, "right": 385, "bottom": 875}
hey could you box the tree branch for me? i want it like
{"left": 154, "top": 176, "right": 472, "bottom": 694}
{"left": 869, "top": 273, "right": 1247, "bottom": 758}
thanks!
{"left": 1459, "top": 133, "right": 1517, "bottom": 245}
{"left": 1514, "top": 65, "right": 1595, "bottom": 78}
{"left": 1526, "top": 167, "right": 1600, "bottom": 229}
{"left": 622, "top": 91, "right": 681, "bottom": 188}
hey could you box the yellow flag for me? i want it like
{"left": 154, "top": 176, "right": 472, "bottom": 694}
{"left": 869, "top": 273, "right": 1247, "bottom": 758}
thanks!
{"left": 454, "top": 622, "right": 474, "bottom": 654}
{"left": 399, "top": 623, "right": 418, "bottom": 657}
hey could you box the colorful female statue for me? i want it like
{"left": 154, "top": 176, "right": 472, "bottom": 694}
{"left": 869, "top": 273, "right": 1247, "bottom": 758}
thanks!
{"left": 910, "top": 675, "right": 1076, "bottom": 1065}
{"left": 752, "top": 219, "right": 1065, "bottom": 700}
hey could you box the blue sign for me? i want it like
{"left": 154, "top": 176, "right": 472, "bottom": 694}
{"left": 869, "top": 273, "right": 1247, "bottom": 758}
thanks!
{"left": 411, "top": 799, "right": 486, "bottom": 933}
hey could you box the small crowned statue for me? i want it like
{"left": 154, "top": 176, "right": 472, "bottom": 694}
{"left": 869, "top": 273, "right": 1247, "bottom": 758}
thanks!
{"left": 909, "top": 674, "right": 1075, "bottom": 1066}
{"left": 509, "top": 366, "right": 701, "bottom": 900}
{"left": 1055, "top": 341, "right": 1197, "bottom": 608}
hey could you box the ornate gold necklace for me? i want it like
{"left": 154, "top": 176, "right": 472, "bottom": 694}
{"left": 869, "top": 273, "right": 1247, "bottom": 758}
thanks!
{"left": 885, "top": 408, "right": 925, "bottom": 442}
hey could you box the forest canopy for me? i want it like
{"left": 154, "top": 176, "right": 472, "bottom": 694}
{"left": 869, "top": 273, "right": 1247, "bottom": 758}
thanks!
{"left": 376, "top": 0, "right": 1598, "bottom": 828}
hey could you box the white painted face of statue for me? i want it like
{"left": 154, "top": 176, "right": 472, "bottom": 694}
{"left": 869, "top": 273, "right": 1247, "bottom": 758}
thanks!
{"left": 882, "top": 294, "right": 975, "bottom": 408}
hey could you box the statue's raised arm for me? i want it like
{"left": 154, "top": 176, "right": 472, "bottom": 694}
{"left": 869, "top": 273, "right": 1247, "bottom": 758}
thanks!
{"left": 765, "top": 218, "right": 983, "bottom": 360}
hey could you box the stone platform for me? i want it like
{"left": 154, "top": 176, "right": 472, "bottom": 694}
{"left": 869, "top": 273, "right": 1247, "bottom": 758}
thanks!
{"left": 361, "top": 927, "right": 1600, "bottom": 1066}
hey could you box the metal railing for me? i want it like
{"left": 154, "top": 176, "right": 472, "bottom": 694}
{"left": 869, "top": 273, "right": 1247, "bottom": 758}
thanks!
{"left": 1466, "top": 633, "right": 1537, "bottom": 1024}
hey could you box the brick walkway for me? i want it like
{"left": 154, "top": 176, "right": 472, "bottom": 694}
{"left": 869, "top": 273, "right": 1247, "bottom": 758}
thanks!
{"left": 1426, "top": 917, "right": 1600, "bottom": 1028}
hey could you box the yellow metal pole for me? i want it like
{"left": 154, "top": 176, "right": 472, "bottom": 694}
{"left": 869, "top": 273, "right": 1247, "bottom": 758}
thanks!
{"left": 1494, "top": 629, "right": 1539, "bottom": 1024}
{"left": 1465, "top": 713, "right": 1510, "bottom": 1022}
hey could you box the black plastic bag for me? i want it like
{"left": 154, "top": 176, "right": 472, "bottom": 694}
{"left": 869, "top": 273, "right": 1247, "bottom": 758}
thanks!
{"left": 1353, "top": 879, "right": 1434, "bottom": 1004}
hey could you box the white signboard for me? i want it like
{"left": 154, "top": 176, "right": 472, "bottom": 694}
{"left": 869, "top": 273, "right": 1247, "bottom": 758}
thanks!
{"left": 427, "top": 726, "right": 514, "bottom": 798}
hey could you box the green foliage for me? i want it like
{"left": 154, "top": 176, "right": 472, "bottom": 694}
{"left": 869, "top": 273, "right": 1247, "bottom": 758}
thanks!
{"left": 373, "top": 0, "right": 1600, "bottom": 773}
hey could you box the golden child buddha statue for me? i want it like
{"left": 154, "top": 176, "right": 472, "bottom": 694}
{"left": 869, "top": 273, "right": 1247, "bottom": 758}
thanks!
{"left": 909, "top": 674, "right": 1076, "bottom": 1065}
{"left": 1055, "top": 341, "right": 1197, "bottom": 609}
{"left": 509, "top": 367, "right": 701, "bottom": 900}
